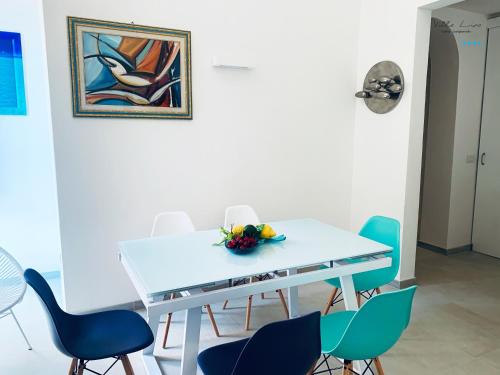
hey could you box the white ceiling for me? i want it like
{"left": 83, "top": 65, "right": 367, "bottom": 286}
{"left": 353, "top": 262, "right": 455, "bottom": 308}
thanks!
{"left": 451, "top": 0, "right": 500, "bottom": 16}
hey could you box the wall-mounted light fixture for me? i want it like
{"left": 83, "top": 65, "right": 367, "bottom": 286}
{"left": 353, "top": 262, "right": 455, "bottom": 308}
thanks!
{"left": 355, "top": 61, "right": 404, "bottom": 114}
{"left": 212, "top": 56, "right": 255, "bottom": 69}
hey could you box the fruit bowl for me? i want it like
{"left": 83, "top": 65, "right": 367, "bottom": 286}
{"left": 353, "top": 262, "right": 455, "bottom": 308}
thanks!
{"left": 225, "top": 236, "right": 259, "bottom": 255}
{"left": 215, "top": 224, "right": 286, "bottom": 255}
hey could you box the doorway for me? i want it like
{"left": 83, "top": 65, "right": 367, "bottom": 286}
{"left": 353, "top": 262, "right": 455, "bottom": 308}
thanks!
{"left": 418, "top": 2, "right": 499, "bottom": 258}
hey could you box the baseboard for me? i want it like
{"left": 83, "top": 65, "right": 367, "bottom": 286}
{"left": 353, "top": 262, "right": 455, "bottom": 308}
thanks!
{"left": 418, "top": 241, "right": 472, "bottom": 256}
{"left": 74, "top": 300, "right": 145, "bottom": 315}
{"left": 390, "top": 278, "right": 417, "bottom": 289}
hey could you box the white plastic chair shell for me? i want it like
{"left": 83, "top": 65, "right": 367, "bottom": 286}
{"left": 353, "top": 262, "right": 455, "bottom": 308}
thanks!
{"left": 224, "top": 205, "right": 260, "bottom": 230}
{"left": 222, "top": 206, "right": 287, "bottom": 326}
{"left": 151, "top": 210, "right": 196, "bottom": 297}
{"left": 151, "top": 211, "right": 196, "bottom": 237}
{"left": 150, "top": 212, "right": 221, "bottom": 343}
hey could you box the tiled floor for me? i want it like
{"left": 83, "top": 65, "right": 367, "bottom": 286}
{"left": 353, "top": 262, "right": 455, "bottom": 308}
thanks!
{"left": 2, "top": 248, "right": 500, "bottom": 374}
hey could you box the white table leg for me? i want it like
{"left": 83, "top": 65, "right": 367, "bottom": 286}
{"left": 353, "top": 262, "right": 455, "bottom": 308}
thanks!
{"left": 142, "top": 354, "right": 162, "bottom": 375}
{"left": 287, "top": 268, "right": 299, "bottom": 318}
{"left": 339, "top": 274, "right": 364, "bottom": 373}
{"left": 180, "top": 306, "right": 202, "bottom": 375}
{"left": 143, "top": 307, "right": 162, "bottom": 375}
{"left": 339, "top": 274, "right": 358, "bottom": 311}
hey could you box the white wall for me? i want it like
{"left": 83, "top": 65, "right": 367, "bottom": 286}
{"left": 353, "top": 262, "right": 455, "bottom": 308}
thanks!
{"left": 351, "top": 1, "right": 430, "bottom": 283}
{"left": 42, "top": 0, "right": 362, "bottom": 312}
{"left": 419, "top": 16, "right": 459, "bottom": 249}
{"left": 0, "top": 0, "right": 61, "bottom": 273}
{"left": 350, "top": 0, "right": 459, "bottom": 282}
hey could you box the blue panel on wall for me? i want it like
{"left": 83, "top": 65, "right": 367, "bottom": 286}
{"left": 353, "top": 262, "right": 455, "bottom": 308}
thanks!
{"left": 0, "top": 31, "right": 26, "bottom": 115}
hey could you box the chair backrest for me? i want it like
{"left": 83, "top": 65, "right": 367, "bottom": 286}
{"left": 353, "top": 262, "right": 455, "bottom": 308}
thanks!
{"left": 24, "top": 268, "right": 73, "bottom": 357}
{"left": 151, "top": 211, "right": 195, "bottom": 237}
{"left": 0, "top": 247, "right": 27, "bottom": 314}
{"left": 359, "top": 216, "right": 401, "bottom": 284}
{"left": 224, "top": 205, "right": 260, "bottom": 230}
{"left": 231, "top": 312, "right": 321, "bottom": 375}
{"left": 333, "top": 286, "right": 417, "bottom": 360}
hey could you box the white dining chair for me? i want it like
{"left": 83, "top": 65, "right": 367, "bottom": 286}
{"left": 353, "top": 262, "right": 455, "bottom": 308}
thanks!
{"left": 151, "top": 211, "right": 197, "bottom": 237}
{"left": 0, "top": 247, "right": 32, "bottom": 350}
{"left": 224, "top": 205, "right": 260, "bottom": 230}
{"left": 222, "top": 205, "right": 289, "bottom": 330}
{"left": 151, "top": 211, "right": 220, "bottom": 348}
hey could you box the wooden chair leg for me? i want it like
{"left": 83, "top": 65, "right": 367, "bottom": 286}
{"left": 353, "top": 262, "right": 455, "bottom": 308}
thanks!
{"left": 222, "top": 300, "right": 229, "bottom": 309}
{"left": 205, "top": 304, "right": 220, "bottom": 337}
{"left": 323, "top": 287, "right": 338, "bottom": 315}
{"left": 356, "top": 292, "right": 362, "bottom": 307}
{"left": 261, "top": 293, "right": 265, "bottom": 299}
{"left": 343, "top": 361, "right": 353, "bottom": 375}
{"left": 374, "top": 357, "right": 384, "bottom": 375}
{"left": 306, "top": 359, "right": 318, "bottom": 375}
{"left": 375, "top": 287, "right": 381, "bottom": 295}
{"left": 245, "top": 295, "right": 253, "bottom": 330}
{"left": 162, "top": 313, "right": 173, "bottom": 348}
{"left": 68, "top": 358, "right": 77, "bottom": 375}
{"left": 76, "top": 360, "right": 85, "bottom": 375}
{"left": 121, "top": 355, "right": 135, "bottom": 375}
{"left": 162, "top": 293, "right": 176, "bottom": 348}
{"left": 276, "top": 289, "right": 289, "bottom": 318}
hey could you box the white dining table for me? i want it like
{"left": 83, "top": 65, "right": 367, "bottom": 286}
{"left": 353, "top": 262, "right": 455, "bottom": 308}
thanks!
{"left": 118, "top": 218, "right": 392, "bottom": 375}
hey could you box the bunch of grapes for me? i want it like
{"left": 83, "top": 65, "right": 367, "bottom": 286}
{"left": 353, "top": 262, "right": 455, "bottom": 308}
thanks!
{"left": 226, "top": 235, "right": 258, "bottom": 250}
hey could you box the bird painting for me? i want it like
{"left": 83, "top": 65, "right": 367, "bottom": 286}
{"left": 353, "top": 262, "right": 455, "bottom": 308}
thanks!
{"left": 68, "top": 17, "right": 192, "bottom": 119}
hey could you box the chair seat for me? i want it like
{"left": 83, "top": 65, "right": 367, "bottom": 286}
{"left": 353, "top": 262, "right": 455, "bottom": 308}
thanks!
{"left": 65, "top": 310, "right": 154, "bottom": 360}
{"left": 198, "top": 338, "right": 249, "bottom": 375}
{"left": 320, "top": 260, "right": 391, "bottom": 292}
{"left": 320, "top": 310, "right": 356, "bottom": 354}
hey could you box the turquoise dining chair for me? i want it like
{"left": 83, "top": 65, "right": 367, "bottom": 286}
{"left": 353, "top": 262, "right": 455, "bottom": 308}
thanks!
{"left": 311, "top": 286, "right": 417, "bottom": 375}
{"left": 322, "top": 216, "right": 400, "bottom": 315}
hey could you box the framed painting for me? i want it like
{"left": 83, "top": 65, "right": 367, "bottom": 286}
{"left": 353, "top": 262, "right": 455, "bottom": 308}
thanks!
{"left": 0, "top": 31, "right": 26, "bottom": 116}
{"left": 67, "top": 17, "right": 192, "bottom": 119}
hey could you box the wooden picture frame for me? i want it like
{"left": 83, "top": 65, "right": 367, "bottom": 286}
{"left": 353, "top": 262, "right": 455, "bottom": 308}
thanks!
{"left": 67, "top": 17, "right": 192, "bottom": 119}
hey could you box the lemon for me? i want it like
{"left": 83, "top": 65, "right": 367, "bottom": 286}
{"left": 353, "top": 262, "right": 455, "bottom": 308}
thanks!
{"left": 260, "top": 224, "right": 276, "bottom": 239}
{"left": 232, "top": 225, "right": 244, "bottom": 236}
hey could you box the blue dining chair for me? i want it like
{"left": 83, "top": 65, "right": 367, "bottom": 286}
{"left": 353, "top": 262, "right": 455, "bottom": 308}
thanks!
{"left": 312, "top": 286, "right": 417, "bottom": 375}
{"left": 198, "top": 311, "right": 321, "bottom": 375}
{"left": 322, "top": 216, "right": 400, "bottom": 314}
{"left": 24, "top": 269, "right": 154, "bottom": 375}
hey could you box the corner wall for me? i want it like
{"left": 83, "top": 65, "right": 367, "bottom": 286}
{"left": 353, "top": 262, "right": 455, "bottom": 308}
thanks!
{"left": 438, "top": 8, "right": 487, "bottom": 250}
{"left": 0, "top": 0, "right": 61, "bottom": 273}
{"left": 350, "top": 0, "right": 459, "bottom": 283}
{"left": 43, "top": 0, "right": 362, "bottom": 311}
{"left": 419, "top": 17, "right": 460, "bottom": 249}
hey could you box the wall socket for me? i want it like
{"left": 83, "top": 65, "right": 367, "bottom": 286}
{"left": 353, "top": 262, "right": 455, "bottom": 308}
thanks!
{"left": 466, "top": 154, "right": 476, "bottom": 164}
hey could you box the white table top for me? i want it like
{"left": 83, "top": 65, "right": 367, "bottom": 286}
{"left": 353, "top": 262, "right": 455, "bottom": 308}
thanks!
{"left": 119, "top": 218, "right": 391, "bottom": 299}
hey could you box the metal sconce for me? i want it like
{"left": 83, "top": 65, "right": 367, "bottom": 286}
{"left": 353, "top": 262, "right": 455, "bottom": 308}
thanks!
{"left": 355, "top": 61, "right": 404, "bottom": 114}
